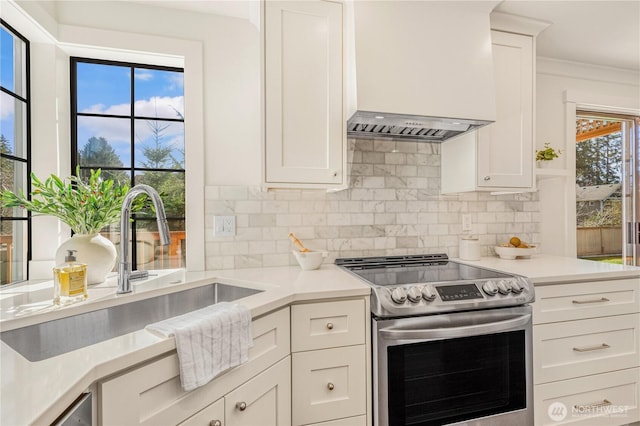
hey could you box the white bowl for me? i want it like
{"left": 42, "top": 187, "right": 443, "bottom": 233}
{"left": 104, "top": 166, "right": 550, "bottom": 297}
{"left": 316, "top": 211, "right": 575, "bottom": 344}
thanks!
{"left": 292, "top": 250, "right": 328, "bottom": 270}
{"left": 494, "top": 245, "right": 538, "bottom": 260}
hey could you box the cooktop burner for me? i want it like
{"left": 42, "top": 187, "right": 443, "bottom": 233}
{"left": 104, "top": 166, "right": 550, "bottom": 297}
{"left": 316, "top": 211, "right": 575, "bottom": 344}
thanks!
{"left": 336, "top": 254, "right": 534, "bottom": 318}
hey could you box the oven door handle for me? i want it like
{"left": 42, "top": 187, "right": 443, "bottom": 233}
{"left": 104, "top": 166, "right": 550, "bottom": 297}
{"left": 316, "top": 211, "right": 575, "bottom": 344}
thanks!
{"left": 378, "top": 313, "right": 531, "bottom": 341}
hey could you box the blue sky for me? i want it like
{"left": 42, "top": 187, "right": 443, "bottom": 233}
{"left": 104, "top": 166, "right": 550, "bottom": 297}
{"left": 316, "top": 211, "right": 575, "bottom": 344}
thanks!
{"left": 0, "top": 26, "right": 184, "bottom": 167}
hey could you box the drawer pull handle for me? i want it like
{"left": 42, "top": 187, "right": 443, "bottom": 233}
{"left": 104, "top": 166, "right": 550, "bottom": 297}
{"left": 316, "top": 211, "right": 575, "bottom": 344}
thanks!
{"left": 572, "top": 297, "right": 610, "bottom": 304}
{"left": 327, "top": 382, "right": 335, "bottom": 391}
{"left": 574, "top": 399, "right": 612, "bottom": 410}
{"left": 210, "top": 421, "right": 222, "bottom": 426}
{"left": 236, "top": 401, "right": 247, "bottom": 411}
{"left": 573, "top": 343, "right": 611, "bottom": 352}
{"left": 326, "top": 323, "right": 334, "bottom": 330}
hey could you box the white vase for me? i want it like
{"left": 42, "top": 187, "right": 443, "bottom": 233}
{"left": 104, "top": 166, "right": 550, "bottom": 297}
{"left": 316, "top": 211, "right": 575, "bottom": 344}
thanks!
{"left": 55, "top": 234, "right": 117, "bottom": 285}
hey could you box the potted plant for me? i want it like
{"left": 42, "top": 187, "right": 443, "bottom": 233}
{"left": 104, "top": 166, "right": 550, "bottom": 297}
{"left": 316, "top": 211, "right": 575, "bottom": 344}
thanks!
{"left": 1, "top": 168, "right": 140, "bottom": 284}
{"left": 536, "top": 142, "right": 562, "bottom": 167}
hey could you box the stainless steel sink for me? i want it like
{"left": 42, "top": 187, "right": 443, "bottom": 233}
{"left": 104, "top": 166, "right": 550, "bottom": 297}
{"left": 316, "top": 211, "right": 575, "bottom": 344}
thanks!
{"left": 0, "top": 283, "right": 262, "bottom": 362}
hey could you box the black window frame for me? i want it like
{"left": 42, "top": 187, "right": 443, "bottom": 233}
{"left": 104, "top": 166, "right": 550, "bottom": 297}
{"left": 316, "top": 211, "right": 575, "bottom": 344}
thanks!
{"left": 0, "top": 19, "right": 31, "bottom": 285}
{"left": 69, "top": 57, "right": 186, "bottom": 270}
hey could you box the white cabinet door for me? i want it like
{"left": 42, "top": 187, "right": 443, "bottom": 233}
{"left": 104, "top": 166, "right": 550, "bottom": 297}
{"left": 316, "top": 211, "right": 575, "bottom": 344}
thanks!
{"left": 264, "top": 0, "right": 344, "bottom": 187}
{"left": 441, "top": 30, "right": 534, "bottom": 193}
{"left": 226, "top": 356, "right": 291, "bottom": 426}
{"left": 179, "top": 398, "right": 225, "bottom": 426}
{"left": 477, "top": 30, "right": 533, "bottom": 189}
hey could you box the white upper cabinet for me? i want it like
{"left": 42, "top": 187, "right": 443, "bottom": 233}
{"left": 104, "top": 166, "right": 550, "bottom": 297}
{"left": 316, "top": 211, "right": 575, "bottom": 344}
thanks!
{"left": 264, "top": 0, "right": 346, "bottom": 188}
{"left": 441, "top": 30, "right": 535, "bottom": 193}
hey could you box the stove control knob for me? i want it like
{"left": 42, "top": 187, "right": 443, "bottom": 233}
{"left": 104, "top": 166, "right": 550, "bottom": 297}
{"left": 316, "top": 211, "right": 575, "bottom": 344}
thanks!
{"left": 510, "top": 280, "right": 524, "bottom": 294}
{"left": 391, "top": 288, "right": 407, "bottom": 304}
{"left": 407, "top": 287, "right": 422, "bottom": 303}
{"left": 482, "top": 281, "right": 498, "bottom": 296}
{"left": 421, "top": 286, "right": 436, "bottom": 302}
{"left": 497, "top": 281, "right": 512, "bottom": 295}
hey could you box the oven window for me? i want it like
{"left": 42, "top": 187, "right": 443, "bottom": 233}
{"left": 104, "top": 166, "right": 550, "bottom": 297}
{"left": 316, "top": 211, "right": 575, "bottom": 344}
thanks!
{"left": 387, "top": 330, "right": 526, "bottom": 426}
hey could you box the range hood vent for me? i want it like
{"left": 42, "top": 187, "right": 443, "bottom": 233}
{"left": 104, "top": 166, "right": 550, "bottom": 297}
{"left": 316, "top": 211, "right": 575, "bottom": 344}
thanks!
{"left": 347, "top": 111, "right": 491, "bottom": 142}
{"left": 348, "top": 1, "right": 498, "bottom": 143}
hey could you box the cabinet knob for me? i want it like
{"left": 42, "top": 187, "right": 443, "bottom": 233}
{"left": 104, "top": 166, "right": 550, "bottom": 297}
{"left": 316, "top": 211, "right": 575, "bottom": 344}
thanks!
{"left": 331, "top": 171, "right": 338, "bottom": 177}
{"left": 236, "top": 401, "right": 247, "bottom": 411}
{"left": 327, "top": 382, "right": 335, "bottom": 391}
{"left": 210, "top": 421, "right": 222, "bottom": 426}
{"left": 326, "top": 322, "right": 334, "bottom": 330}
{"left": 483, "top": 176, "right": 491, "bottom": 181}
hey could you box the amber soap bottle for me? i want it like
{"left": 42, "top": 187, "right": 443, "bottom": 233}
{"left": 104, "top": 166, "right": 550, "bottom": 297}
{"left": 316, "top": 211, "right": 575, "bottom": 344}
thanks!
{"left": 53, "top": 249, "right": 88, "bottom": 306}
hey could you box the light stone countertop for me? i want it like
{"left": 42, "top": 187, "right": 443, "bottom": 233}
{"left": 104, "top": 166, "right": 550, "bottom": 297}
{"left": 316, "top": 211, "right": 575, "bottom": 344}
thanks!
{"left": 0, "top": 265, "right": 371, "bottom": 426}
{"left": 1, "top": 254, "right": 638, "bottom": 425}
{"left": 456, "top": 254, "right": 640, "bottom": 284}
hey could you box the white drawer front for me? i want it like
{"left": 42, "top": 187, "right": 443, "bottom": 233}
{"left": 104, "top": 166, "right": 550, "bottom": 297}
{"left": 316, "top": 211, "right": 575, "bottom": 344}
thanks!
{"left": 535, "top": 368, "right": 640, "bottom": 425}
{"left": 291, "top": 300, "right": 365, "bottom": 352}
{"left": 534, "top": 313, "right": 640, "bottom": 384}
{"left": 179, "top": 398, "right": 224, "bottom": 426}
{"left": 292, "top": 345, "right": 366, "bottom": 425}
{"left": 306, "top": 415, "right": 367, "bottom": 426}
{"left": 533, "top": 279, "right": 639, "bottom": 324}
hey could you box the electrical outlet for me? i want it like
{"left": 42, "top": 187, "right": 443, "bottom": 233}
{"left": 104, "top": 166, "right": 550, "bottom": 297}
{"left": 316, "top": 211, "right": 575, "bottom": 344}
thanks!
{"left": 462, "top": 214, "right": 472, "bottom": 232}
{"left": 213, "top": 215, "right": 236, "bottom": 237}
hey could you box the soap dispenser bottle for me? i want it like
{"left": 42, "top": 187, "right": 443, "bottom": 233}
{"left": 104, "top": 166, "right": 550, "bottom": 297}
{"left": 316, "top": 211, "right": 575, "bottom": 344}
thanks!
{"left": 53, "top": 250, "right": 88, "bottom": 306}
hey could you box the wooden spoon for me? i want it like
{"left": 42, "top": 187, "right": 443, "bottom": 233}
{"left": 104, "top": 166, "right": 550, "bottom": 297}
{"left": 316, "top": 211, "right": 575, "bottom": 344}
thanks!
{"left": 289, "top": 232, "right": 310, "bottom": 252}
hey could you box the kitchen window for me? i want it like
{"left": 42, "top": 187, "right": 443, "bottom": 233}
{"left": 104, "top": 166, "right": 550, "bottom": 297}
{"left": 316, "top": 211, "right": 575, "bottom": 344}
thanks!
{"left": 0, "top": 20, "right": 30, "bottom": 285}
{"left": 70, "top": 58, "right": 186, "bottom": 271}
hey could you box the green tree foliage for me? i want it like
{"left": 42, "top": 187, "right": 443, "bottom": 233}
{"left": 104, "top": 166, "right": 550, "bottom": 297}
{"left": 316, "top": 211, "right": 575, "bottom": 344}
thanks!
{"left": 136, "top": 120, "right": 185, "bottom": 221}
{"left": 576, "top": 133, "right": 622, "bottom": 186}
{"left": 1, "top": 134, "right": 15, "bottom": 234}
{"left": 78, "top": 137, "right": 128, "bottom": 184}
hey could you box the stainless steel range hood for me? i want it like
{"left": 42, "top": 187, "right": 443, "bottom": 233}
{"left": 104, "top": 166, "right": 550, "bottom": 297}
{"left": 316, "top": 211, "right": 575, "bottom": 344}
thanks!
{"left": 348, "top": 1, "right": 499, "bottom": 142}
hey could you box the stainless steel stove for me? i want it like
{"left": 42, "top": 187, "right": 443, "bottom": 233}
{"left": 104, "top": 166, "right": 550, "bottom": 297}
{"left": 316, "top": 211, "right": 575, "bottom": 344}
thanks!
{"left": 336, "top": 254, "right": 535, "bottom": 426}
{"left": 336, "top": 253, "right": 534, "bottom": 318}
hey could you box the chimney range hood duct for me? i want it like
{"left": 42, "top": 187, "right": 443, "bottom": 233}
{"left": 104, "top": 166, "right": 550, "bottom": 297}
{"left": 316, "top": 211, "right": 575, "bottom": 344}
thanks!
{"left": 348, "top": 1, "right": 499, "bottom": 142}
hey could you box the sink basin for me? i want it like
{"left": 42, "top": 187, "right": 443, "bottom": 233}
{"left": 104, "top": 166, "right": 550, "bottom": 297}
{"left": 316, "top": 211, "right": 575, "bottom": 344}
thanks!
{"left": 0, "top": 283, "right": 262, "bottom": 362}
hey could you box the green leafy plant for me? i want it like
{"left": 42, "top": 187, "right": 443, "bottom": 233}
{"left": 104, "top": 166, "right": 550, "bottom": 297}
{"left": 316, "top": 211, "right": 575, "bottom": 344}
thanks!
{"left": 1, "top": 167, "right": 142, "bottom": 235}
{"left": 536, "top": 142, "right": 562, "bottom": 161}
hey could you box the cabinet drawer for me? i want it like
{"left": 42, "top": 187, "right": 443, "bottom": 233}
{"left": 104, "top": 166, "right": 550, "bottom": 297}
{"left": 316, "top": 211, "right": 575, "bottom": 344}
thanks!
{"left": 306, "top": 415, "right": 367, "bottom": 426}
{"left": 534, "top": 313, "right": 640, "bottom": 384}
{"left": 179, "top": 398, "right": 224, "bottom": 426}
{"left": 533, "top": 279, "right": 640, "bottom": 324}
{"left": 100, "top": 307, "right": 290, "bottom": 426}
{"left": 291, "top": 299, "right": 365, "bottom": 352}
{"left": 535, "top": 368, "right": 640, "bottom": 425}
{"left": 292, "top": 345, "right": 366, "bottom": 425}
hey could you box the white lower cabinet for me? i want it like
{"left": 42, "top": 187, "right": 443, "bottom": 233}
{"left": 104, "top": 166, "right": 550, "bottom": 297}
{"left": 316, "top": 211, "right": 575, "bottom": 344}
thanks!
{"left": 98, "top": 308, "right": 290, "bottom": 425}
{"left": 533, "top": 279, "right": 640, "bottom": 426}
{"left": 291, "top": 300, "right": 369, "bottom": 426}
{"left": 180, "top": 357, "right": 291, "bottom": 426}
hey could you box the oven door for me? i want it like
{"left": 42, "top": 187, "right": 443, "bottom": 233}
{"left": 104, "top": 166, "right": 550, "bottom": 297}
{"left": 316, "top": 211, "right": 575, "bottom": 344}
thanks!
{"left": 373, "top": 305, "right": 533, "bottom": 426}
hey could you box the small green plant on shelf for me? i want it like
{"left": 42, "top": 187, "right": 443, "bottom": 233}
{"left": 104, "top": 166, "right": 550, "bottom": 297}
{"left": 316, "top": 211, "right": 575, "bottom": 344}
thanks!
{"left": 536, "top": 142, "right": 562, "bottom": 161}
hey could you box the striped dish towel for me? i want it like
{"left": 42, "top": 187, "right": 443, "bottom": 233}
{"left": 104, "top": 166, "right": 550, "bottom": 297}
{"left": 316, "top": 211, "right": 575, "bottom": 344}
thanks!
{"left": 146, "top": 302, "right": 253, "bottom": 391}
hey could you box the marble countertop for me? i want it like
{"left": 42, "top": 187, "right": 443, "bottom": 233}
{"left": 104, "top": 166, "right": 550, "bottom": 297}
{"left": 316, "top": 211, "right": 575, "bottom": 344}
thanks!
{"left": 1, "top": 254, "right": 638, "bottom": 425}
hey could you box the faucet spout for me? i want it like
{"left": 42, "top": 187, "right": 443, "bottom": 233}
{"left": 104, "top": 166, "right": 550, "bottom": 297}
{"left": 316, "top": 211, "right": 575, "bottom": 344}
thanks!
{"left": 117, "top": 184, "right": 171, "bottom": 294}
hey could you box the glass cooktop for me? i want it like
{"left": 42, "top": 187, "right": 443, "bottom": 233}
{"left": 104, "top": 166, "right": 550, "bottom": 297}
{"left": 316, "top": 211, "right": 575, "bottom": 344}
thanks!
{"left": 336, "top": 254, "right": 512, "bottom": 287}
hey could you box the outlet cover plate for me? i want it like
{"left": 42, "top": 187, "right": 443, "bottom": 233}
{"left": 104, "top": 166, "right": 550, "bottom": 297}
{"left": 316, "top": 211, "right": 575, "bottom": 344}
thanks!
{"left": 213, "top": 215, "right": 236, "bottom": 237}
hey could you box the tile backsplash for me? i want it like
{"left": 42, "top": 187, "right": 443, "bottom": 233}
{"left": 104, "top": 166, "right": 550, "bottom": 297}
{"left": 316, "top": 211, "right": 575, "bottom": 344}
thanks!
{"left": 204, "top": 139, "right": 540, "bottom": 269}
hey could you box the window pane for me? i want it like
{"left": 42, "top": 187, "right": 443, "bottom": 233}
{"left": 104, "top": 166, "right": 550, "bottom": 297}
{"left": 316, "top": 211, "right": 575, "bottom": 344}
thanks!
{"left": 134, "top": 120, "right": 184, "bottom": 169}
{"left": 76, "top": 62, "right": 130, "bottom": 113}
{"left": 78, "top": 116, "right": 131, "bottom": 167}
{"left": 0, "top": 158, "right": 27, "bottom": 218}
{"left": 0, "top": 92, "right": 27, "bottom": 159}
{"left": 78, "top": 168, "right": 131, "bottom": 189}
{"left": 135, "top": 219, "right": 185, "bottom": 270}
{"left": 1, "top": 218, "right": 27, "bottom": 284}
{"left": 134, "top": 171, "right": 185, "bottom": 218}
{"left": 0, "top": 25, "right": 27, "bottom": 98}
{"left": 134, "top": 68, "right": 184, "bottom": 119}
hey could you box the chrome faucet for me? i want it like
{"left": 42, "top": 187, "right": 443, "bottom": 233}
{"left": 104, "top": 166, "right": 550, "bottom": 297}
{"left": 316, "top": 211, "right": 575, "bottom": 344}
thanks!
{"left": 117, "top": 184, "right": 171, "bottom": 294}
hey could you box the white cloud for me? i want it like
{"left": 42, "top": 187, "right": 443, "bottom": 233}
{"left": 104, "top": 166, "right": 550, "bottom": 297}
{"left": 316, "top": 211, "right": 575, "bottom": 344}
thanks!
{"left": 81, "top": 96, "right": 184, "bottom": 119}
{"left": 0, "top": 94, "right": 15, "bottom": 119}
{"left": 165, "top": 74, "right": 184, "bottom": 92}
{"left": 134, "top": 70, "right": 154, "bottom": 81}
